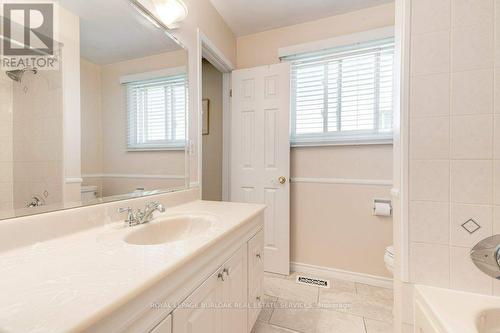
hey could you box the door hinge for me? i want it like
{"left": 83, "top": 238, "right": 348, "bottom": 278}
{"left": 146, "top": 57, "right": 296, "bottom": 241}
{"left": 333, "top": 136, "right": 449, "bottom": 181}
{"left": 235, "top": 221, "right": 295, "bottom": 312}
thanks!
{"left": 229, "top": 89, "right": 232, "bottom": 97}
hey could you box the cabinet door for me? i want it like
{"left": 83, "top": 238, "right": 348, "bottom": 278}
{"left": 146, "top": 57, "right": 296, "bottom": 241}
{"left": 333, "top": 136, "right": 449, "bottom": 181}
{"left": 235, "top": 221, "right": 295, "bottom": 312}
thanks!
{"left": 151, "top": 314, "right": 172, "bottom": 333}
{"left": 173, "top": 270, "right": 223, "bottom": 333}
{"left": 247, "top": 230, "right": 264, "bottom": 331}
{"left": 221, "top": 245, "right": 247, "bottom": 333}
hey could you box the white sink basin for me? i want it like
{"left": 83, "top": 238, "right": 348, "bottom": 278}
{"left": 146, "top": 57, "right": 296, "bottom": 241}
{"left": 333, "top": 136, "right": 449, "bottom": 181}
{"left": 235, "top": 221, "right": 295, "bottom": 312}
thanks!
{"left": 477, "top": 309, "right": 500, "bottom": 333}
{"left": 124, "top": 215, "right": 217, "bottom": 245}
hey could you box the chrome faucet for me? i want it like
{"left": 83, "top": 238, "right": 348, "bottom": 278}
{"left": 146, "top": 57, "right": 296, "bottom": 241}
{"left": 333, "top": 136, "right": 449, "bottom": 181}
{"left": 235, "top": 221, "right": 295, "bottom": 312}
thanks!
{"left": 470, "top": 235, "right": 500, "bottom": 279}
{"left": 27, "top": 195, "right": 45, "bottom": 208}
{"left": 118, "top": 201, "right": 166, "bottom": 227}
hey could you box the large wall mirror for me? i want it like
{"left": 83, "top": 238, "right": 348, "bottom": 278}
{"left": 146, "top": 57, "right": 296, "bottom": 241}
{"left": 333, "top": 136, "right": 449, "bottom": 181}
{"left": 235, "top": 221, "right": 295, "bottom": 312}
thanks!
{"left": 0, "top": 0, "right": 188, "bottom": 219}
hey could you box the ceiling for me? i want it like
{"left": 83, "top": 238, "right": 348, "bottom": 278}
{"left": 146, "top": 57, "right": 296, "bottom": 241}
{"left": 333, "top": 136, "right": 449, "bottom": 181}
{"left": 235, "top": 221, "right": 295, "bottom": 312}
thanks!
{"left": 209, "top": 0, "right": 393, "bottom": 36}
{"left": 59, "top": 0, "right": 182, "bottom": 64}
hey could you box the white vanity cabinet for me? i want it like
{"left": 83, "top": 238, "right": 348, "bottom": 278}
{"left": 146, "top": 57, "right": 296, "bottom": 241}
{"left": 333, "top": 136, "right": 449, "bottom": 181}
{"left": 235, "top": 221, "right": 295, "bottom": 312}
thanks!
{"left": 172, "top": 228, "right": 263, "bottom": 333}
{"left": 151, "top": 315, "right": 172, "bottom": 333}
{"left": 247, "top": 230, "right": 264, "bottom": 331}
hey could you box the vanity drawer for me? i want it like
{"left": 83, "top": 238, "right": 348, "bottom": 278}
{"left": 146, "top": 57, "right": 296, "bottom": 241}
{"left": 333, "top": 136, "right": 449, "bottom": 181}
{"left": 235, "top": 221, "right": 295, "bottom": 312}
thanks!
{"left": 150, "top": 314, "right": 172, "bottom": 333}
{"left": 248, "top": 229, "right": 264, "bottom": 283}
{"left": 247, "top": 229, "right": 264, "bottom": 332}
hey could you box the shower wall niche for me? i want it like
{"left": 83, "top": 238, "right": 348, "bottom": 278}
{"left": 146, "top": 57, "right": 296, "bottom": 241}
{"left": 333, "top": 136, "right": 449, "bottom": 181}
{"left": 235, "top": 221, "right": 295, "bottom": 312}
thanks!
{"left": 11, "top": 68, "right": 63, "bottom": 209}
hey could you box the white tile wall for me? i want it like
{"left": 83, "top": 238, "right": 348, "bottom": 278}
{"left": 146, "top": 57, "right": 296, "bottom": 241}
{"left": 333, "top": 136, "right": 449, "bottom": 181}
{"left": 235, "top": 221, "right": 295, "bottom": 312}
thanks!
{"left": 451, "top": 0, "right": 494, "bottom": 28}
{"left": 451, "top": 69, "right": 494, "bottom": 115}
{"left": 450, "top": 204, "right": 493, "bottom": 247}
{"left": 451, "top": 24, "right": 494, "bottom": 72}
{"left": 411, "top": 31, "right": 451, "bottom": 76}
{"left": 410, "top": 201, "right": 450, "bottom": 245}
{"left": 450, "top": 246, "right": 493, "bottom": 294}
{"left": 410, "top": 73, "right": 450, "bottom": 118}
{"left": 408, "top": 0, "right": 499, "bottom": 297}
{"left": 411, "top": 243, "right": 450, "bottom": 288}
{"left": 497, "top": 1, "right": 500, "bottom": 65}
{"left": 411, "top": 0, "right": 450, "bottom": 34}
{"left": 496, "top": 68, "right": 500, "bottom": 113}
{"left": 450, "top": 115, "right": 493, "bottom": 159}
{"left": 410, "top": 160, "right": 450, "bottom": 202}
{"left": 410, "top": 117, "right": 449, "bottom": 159}
{"left": 493, "top": 161, "right": 500, "bottom": 205}
{"left": 451, "top": 160, "right": 493, "bottom": 205}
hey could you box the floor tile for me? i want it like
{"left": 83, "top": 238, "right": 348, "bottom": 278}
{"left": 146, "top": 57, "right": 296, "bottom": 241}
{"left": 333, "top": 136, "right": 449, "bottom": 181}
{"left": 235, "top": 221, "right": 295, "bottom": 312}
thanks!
{"left": 269, "top": 304, "right": 319, "bottom": 333}
{"left": 258, "top": 295, "right": 278, "bottom": 322}
{"left": 364, "top": 318, "right": 393, "bottom": 333}
{"left": 319, "top": 289, "right": 393, "bottom": 323}
{"left": 269, "top": 300, "right": 366, "bottom": 333}
{"left": 316, "top": 310, "right": 366, "bottom": 333}
{"left": 356, "top": 283, "right": 394, "bottom": 301}
{"left": 257, "top": 272, "right": 395, "bottom": 332}
{"left": 251, "top": 321, "right": 300, "bottom": 333}
{"left": 264, "top": 273, "right": 319, "bottom": 304}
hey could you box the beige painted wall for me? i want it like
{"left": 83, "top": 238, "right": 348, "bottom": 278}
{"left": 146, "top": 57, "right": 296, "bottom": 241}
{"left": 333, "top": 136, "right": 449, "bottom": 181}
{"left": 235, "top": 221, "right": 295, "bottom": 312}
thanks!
{"left": 201, "top": 59, "right": 223, "bottom": 201}
{"left": 237, "top": 3, "right": 395, "bottom": 69}
{"left": 59, "top": 6, "right": 82, "bottom": 203}
{"left": 81, "top": 59, "right": 103, "bottom": 176}
{"left": 169, "top": 0, "right": 237, "bottom": 186}
{"left": 236, "top": 3, "right": 395, "bottom": 277}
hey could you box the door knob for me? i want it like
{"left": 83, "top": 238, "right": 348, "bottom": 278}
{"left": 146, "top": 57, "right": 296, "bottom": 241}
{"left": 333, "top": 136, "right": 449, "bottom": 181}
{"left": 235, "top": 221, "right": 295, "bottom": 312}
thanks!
{"left": 278, "top": 176, "right": 287, "bottom": 184}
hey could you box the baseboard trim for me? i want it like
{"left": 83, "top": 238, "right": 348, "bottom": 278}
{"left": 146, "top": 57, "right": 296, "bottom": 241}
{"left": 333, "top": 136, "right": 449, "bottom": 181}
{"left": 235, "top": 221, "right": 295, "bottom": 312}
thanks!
{"left": 290, "top": 262, "right": 393, "bottom": 289}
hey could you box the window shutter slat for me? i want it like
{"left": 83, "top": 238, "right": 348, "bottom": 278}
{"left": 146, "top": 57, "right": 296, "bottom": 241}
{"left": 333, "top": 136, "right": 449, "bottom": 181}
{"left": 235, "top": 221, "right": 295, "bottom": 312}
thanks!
{"left": 126, "top": 75, "right": 187, "bottom": 150}
{"left": 287, "top": 38, "right": 394, "bottom": 145}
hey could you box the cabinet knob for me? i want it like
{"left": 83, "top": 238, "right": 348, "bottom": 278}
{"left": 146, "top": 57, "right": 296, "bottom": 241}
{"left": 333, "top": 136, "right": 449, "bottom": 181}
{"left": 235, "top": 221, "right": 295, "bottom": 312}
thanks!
{"left": 256, "top": 253, "right": 262, "bottom": 259}
{"left": 223, "top": 268, "right": 230, "bottom": 277}
{"left": 218, "top": 272, "right": 225, "bottom": 282}
{"left": 256, "top": 296, "right": 261, "bottom": 302}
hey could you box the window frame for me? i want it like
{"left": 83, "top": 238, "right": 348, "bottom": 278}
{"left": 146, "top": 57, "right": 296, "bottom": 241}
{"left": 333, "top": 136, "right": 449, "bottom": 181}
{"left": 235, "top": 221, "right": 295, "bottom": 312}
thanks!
{"left": 286, "top": 38, "right": 395, "bottom": 147}
{"left": 124, "top": 72, "right": 187, "bottom": 151}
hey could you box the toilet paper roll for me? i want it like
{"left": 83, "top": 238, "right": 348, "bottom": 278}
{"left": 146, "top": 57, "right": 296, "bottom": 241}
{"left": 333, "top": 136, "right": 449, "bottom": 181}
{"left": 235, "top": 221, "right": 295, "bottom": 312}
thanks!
{"left": 374, "top": 202, "right": 391, "bottom": 216}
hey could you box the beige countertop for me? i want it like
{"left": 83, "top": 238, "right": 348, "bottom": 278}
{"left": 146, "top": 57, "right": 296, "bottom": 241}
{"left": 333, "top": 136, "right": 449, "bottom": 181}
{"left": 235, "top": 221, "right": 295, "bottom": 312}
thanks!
{"left": 0, "top": 200, "right": 265, "bottom": 333}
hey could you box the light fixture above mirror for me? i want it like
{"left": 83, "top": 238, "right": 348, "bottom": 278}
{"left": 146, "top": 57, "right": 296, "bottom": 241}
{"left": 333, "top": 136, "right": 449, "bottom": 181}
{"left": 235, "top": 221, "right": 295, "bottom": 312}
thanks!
{"left": 131, "top": 0, "right": 188, "bottom": 29}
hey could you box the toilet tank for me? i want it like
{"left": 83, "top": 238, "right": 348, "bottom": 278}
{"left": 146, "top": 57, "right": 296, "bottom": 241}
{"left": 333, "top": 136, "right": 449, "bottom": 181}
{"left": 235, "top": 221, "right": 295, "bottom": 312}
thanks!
{"left": 81, "top": 185, "right": 98, "bottom": 202}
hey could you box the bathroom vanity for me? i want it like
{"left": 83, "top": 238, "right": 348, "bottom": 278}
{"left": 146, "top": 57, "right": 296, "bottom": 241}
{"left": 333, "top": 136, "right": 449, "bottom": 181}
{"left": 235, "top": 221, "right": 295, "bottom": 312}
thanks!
{"left": 0, "top": 194, "right": 266, "bottom": 333}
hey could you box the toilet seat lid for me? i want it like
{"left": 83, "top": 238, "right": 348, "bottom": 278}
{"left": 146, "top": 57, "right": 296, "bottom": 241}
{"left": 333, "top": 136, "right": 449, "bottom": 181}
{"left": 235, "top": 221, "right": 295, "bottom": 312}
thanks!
{"left": 385, "top": 246, "right": 394, "bottom": 257}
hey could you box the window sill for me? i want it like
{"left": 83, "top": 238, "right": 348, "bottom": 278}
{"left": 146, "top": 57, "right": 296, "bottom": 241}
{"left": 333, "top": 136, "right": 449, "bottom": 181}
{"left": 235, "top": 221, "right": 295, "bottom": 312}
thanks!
{"left": 290, "top": 138, "right": 393, "bottom": 147}
{"left": 126, "top": 146, "right": 186, "bottom": 152}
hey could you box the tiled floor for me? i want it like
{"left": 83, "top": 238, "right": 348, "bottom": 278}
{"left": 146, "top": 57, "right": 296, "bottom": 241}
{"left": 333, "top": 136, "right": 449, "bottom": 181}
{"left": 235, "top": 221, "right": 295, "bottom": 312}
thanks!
{"left": 252, "top": 272, "right": 393, "bottom": 333}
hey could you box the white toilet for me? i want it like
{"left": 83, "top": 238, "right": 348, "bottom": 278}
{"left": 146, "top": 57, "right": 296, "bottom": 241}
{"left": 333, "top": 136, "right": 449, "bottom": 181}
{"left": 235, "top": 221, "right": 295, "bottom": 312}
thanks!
{"left": 384, "top": 245, "right": 395, "bottom": 275}
{"left": 81, "top": 185, "right": 98, "bottom": 202}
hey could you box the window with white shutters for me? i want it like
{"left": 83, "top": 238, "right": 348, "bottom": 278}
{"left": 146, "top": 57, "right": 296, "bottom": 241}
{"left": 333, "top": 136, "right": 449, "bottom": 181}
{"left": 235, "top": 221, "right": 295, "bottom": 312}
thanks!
{"left": 285, "top": 38, "right": 394, "bottom": 146}
{"left": 125, "top": 74, "right": 187, "bottom": 150}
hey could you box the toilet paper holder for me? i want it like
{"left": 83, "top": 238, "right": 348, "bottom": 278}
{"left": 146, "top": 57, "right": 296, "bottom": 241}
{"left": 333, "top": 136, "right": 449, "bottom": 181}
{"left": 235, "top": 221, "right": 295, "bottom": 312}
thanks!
{"left": 373, "top": 199, "right": 392, "bottom": 216}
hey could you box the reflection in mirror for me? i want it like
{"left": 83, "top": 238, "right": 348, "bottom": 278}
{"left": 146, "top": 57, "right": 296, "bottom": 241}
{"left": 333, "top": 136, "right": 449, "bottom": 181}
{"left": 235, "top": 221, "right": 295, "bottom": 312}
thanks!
{"left": 0, "top": 0, "right": 188, "bottom": 219}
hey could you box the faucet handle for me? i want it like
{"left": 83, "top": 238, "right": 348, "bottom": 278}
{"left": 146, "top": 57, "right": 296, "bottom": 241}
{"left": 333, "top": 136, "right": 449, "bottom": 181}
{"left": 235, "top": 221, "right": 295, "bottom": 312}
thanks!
{"left": 147, "top": 201, "right": 166, "bottom": 213}
{"left": 118, "top": 207, "right": 135, "bottom": 225}
{"left": 118, "top": 207, "right": 131, "bottom": 214}
{"left": 156, "top": 203, "right": 166, "bottom": 213}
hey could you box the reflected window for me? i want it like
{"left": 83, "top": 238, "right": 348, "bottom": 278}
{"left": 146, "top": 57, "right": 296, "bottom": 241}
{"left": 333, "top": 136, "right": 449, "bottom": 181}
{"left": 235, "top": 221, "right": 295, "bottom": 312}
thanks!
{"left": 125, "top": 72, "right": 187, "bottom": 150}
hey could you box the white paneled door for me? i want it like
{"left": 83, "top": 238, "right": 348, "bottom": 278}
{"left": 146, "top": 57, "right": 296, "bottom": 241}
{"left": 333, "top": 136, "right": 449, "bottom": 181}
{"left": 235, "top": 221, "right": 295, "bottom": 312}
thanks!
{"left": 230, "top": 63, "right": 290, "bottom": 275}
